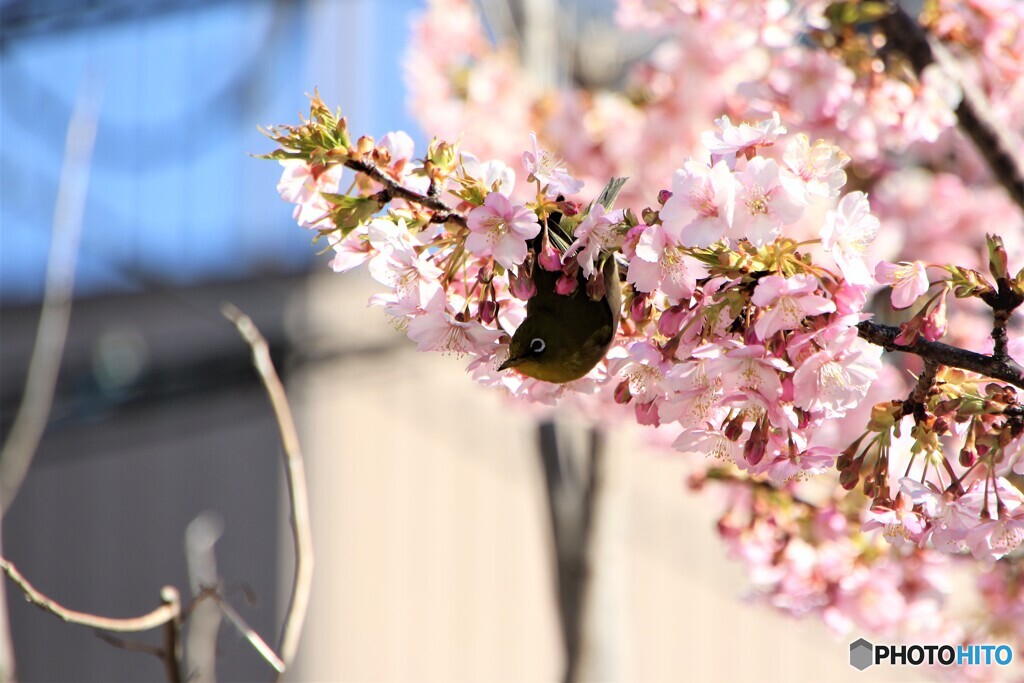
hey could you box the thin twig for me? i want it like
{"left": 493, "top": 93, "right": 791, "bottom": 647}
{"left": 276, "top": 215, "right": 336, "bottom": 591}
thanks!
{"left": 221, "top": 304, "right": 313, "bottom": 672}
{"left": 0, "top": 557, "right": 180, "bottom": 633}
{"left": 857, "top": 320, "right": 1024, "bottom": 389}
{"left": 344, "top": 158, "right": 468, "bottom": 228}
{"left": 1, "top": 76, "right": 102, "bottom": 513}
{"left": 878, "top": 3, "right": 1024, "bottom": 210}
{"left": 95, "top": 632, "right": 165, "bottom": 658}
{"left": 208, "top": 591, "right": 285, "bottom": 673}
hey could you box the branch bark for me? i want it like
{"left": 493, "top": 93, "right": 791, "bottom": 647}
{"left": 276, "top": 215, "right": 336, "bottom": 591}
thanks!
{"left": 856, "top": 320, "right": 1024, "bottom": 389}
{"left": 221, "top": 304, "right": 313, "bottom": 673}
{"left": 344, "top": 158, "right": 468, "bottom": 228}
{"left": 0, "top": 558, "right": 181, "bottom": 634}
{"left": 1, "top": 77, "right": 101, "bottom": 513}
{"left": 878, "top": 3, "right": 1024, "bottom": 210}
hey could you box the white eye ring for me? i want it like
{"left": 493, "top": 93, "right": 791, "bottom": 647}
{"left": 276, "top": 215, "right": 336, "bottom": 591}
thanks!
{"left": 530, "top": 338, "right": 546, "bottom": 353}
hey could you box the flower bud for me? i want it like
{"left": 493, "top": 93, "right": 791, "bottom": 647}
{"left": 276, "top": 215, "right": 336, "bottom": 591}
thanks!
{"left": 987, "top": 233, "right": 1009, "bottom": 281}
{"left": 630, "top": 292, "right": 650, "bottom": 323}
{"left": 658, "top": 189, "right": 672, "bottom": 206}
{"left": 586, "top": 271, "right": 607, "bottom": 300}
{"left": 509, "top": 270, "right": 536, "bottom": 300}
{"left": 958, "top": 446, "right": 977, "bottom": 467}
{"left": 538, "top": 232, "right": 563, "bottom": 272}
{"left": 839, "top": 468, "right": 859, "bottom": 490}
{"left": 356, "top": 135, "right": 375, "bottom": 156}
{"left": 657, "top": 304, "right": 689, "bottom": 337}
{"left": 555, "top": 273, "right": 578, "bottom": 295}
{"left": 920, "top": 290, "right": 948, "bottom": 342}
{"left": 723, "top": 412, "right": 745, "bottom": 442}
{"left": 479, "top": 300, "right": 498, "bottom": 324}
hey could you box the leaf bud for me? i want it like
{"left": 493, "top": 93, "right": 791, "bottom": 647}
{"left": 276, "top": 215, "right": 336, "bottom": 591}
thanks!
{"left": 987, "top": 233, "right": 1009, "bottom": 281}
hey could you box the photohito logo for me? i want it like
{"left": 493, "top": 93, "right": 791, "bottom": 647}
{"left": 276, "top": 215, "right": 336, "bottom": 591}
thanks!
{"left": 849, "top": 638, "right": 1013, "bottom": 671}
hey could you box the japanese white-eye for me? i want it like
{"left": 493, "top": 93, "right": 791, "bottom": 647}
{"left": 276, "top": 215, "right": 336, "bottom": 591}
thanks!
{"left": 498, "top": 180, "right": 627, "bottom": 384}
{"left": 498, "top": 255, "right": 621, "bottom": 383}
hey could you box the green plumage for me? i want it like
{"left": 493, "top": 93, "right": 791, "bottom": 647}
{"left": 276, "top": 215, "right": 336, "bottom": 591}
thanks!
{"left": 498, "top": 213, "right": 622, "bottom": 383}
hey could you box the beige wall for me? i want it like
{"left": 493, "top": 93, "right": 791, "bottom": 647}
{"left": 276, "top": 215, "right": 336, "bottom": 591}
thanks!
{"left": 289, "top": 271, "right": 922, "bottom": 682}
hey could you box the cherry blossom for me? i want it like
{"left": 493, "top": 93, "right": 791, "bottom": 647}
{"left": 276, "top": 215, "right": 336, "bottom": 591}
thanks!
{"left": 522, "top": 132, "right": 584, "bottom": 197}
{"left": 750, "top": 274, "right": 836, "bottom": 340}
{"left": 626, "top": 224, "right": 708, "bottom": 303}
{"left": 465, "top": 192, "right": 541, "bottom": 268}
{"left": 732, "top": 157, "right": 804, "bottom": 245}
{"left": 658, "top": 160, "right": 737, "bottom": 247}
{"left": 875, "top": 260, "right": 932, "bottom": 309}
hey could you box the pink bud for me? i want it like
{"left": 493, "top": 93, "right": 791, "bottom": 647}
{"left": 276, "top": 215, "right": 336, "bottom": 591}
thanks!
{"left": 630, "top": 292, "right": 650, "bottom": 323}
{"left": 744, "top": 421, "right": 767, "bottom": 466}
{"left": 558, "top": 199, "right": 582, "bottom": 216}
{"left": 556, "top": 273, "right": 578, "bottom": 295}
{"left": 538, "top": 233, "right": 563, "bottom": 271}
{"left": 657, "top": 304, "right": 689, "bottom": 337}
{"left": 658, "top": 189, "right": 672, "bottom": 205}
{"left": 920, "top": 292, "right": 948, "bottom": 342}
{"left": 509, "top": 270, "right": 537, "bottom": 300}
{"left": 479, "top": 300, "right": 498, "bottom": 324}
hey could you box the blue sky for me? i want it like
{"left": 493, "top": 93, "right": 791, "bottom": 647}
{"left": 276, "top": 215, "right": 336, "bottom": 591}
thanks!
{"left": 0, "top": 0, "right": 424, "bottom": 302}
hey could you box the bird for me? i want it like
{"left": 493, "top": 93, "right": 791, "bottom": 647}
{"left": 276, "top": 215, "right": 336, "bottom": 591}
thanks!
{"left": 498, "top": 212, "right": 622, "bottom": 384}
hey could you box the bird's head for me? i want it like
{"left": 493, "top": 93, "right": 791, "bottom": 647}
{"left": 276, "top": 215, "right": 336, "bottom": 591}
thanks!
{"left": 498, "top": 316, "right": 605, "bottom": 384}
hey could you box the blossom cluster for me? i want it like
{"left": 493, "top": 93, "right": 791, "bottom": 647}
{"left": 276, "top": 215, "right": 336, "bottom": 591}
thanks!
{"left": 398, "top": 0, "right": 1024, "bottom": 668}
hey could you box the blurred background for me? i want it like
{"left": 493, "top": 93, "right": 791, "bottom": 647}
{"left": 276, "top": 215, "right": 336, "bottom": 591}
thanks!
{"left": 0, "top": 1, "right": 923, "bottom": 681}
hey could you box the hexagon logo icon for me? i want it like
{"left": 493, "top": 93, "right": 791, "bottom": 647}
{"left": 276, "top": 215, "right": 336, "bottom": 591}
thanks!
{"left": 850, "top": 638, "right": 874, "bottom": 671}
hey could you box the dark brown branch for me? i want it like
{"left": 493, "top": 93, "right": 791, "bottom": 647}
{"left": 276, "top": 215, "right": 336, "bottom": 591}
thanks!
{"left": 857, "top": 320, "right": 1024, "bottom": 389}
{"left": 979, "top": 278, "right": 1024, "bottom": 361}
{"left": 344, "top": 158, "right": 469, "bottom": 228}
{"left": 903, "top": 358, "right": 940, "bottom": 419}
{"left": 878, "top": 4, "right": 1024, "bottom": 210}
{"left": 221, "top": 304, "right": 313, "bottom": 672}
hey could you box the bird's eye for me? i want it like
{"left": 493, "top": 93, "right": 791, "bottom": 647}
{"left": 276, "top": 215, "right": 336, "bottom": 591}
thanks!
{"left": 530, "top": 338, "right": 546, "bottom": 353}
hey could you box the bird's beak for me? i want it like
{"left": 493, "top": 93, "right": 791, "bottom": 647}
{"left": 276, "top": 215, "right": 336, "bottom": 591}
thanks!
{"left": 498, "top": 356, "right": 521, "bottom": 372}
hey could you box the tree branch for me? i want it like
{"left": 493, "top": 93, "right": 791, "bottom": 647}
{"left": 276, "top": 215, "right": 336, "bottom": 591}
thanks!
{"left": 857, "top": 320, "right": 1024, "bottom": 389}
{"left": 0, "top": 557, "right": 181, "bottom": 634}
{"left": 878, "top": 3, "right": 1024, "bottom": 210}
{"left": 1, "top": 76, "right": 101, "bottom": 514}
{"left": 344, "top": 158, "right": 468, "bottom": 228}
{"left": 221, "top": 304, "right": 313, "bottom": 673}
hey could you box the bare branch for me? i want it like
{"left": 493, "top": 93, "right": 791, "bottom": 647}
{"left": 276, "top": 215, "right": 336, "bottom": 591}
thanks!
{"left": 344, "top": 157, "right": 469, "bottom": 228}
{"left": 208, "top": 591, "right": 285, "bottom": 674}
{"left": 1, "top": 76, "right": 102, "bottom": 512}
{"left": 879, "top": 4, "right": 1024, "bottom": 210}
{"left": 184, "top": 513, "right": 224, "bottom": 683}
{"left": 0, "top": 558, "right": 180, "bottom": 633}
{"left": 95, "top": 632, "right": 165, "bottom": 659}
{"left": 857, "top": 320, "right": 1024, "bottom": 389}
{"left": 221, "top": 304, "right": 313, "bottom": 672}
